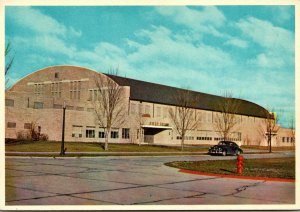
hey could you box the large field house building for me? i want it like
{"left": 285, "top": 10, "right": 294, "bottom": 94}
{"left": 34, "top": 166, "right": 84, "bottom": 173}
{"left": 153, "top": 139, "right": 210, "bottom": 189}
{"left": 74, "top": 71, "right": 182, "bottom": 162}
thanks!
{"left": 5, "top": 65, "right": 294, "bottom": 147}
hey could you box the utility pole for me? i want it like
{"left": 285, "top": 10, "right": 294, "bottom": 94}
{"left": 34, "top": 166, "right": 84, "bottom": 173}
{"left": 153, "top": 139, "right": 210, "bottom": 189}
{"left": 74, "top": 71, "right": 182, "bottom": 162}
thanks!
{"left": 268, "top": 128, "right": 272, "bottom": 153}
{"left": 60, "top": 102, "right": 66, "bottom": 156}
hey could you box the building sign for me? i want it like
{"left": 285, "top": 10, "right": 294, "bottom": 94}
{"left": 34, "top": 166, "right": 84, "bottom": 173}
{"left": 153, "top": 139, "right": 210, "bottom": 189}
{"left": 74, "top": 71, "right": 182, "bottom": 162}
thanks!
{"left": 149, "top": 122, "right": 169, "bottom": 127}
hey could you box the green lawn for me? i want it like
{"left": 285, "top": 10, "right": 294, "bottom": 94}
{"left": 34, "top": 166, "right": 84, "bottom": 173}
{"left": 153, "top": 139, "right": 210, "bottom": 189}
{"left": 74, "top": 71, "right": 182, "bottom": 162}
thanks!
{"left": 242, "top": 145, "right": 295, "bottom": 151}
{"left": 5, "top": 140, "right": 209, "bottom": 153}
{"left": 165, "top": 157, "right": 295, "bottom": 179}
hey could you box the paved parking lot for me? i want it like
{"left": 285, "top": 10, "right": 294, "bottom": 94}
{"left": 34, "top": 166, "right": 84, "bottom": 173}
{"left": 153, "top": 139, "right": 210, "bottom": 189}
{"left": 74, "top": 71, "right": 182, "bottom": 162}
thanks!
{"left": 5, "top": 153, "right": 295, "bottom": 205}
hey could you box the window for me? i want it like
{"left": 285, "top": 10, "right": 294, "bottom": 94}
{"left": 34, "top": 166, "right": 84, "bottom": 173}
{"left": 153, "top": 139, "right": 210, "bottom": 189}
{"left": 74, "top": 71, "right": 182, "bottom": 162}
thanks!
{"left": 130, "top": 103, "right": 137, "bottom": 115}
{"left": 282, "top": 137, "right": 285, "bottom": 142}
{"left": 87, "top": 108, "right": 94, "bottom": 112}
{"left": 53, "top": 104, "right": 62, "bottom": 109}
{"left": 55, "top": 72, "right": 59, "bottom": 78}
{"left": 207, "top": 113, "right": 212, "bottom": 123}
{"left": 213, "top": 113, "right": 218, "bottom": 123}
{"left": 66, "top": 105, "right": 74, "bottom": 110}
{"left": 145, "top": 105, "right": 151, "bottom": 115}
{"left": 34, "top": 83, "right": 44, "bottom": 95}
{"left": 237, "top": 132, "right": 242, "bottom": 141}
{"left": 72, "top": 125, "right": 82, "bottom": 138}
{"left": 24, "top": 123, "right": 32, "bottom": 129}
{"left": 111, "top": 129, "right": 119, "bottom": 139}
{"left": 51, "top": 82, "right": 62, "bottom": 97}
{"left": 70, "top": 81, "right": 81, "bottom": 100}
{"left": 88, "top": 89, "right": 99, "bottom": 101}
{"left": 163, "top": 107, "right": 168, "bottom": 118}
{"left": 5, "top": 99, "right": 14, "bottom": 107}
{"left": 76, "top": 107, "right": 84, "bottom": 111}
{"left": 86, "top": 127, "right": 95, "bottom": 138}
{"left": 287, "top": 137, "right": 290, "bottom": 143}
{"left": 139, "top": 104, "right": 143, "bottom": 114}
{"left": 156, "top": 107, "right": 161, "bottom": 117}
{"left": 99, "top": 128, "right": 106, "bottom": 138}
{"left": 7, "top": 122, "right": 16, "bottom": 128}
{"left": 122, "top": 128, "right": 130, "bottom": 139}
{"left": 197, "top": 136, "right": 212, "bottom": 141}
{"left": 34, "top": 102, "right": 44, "bottom": 109}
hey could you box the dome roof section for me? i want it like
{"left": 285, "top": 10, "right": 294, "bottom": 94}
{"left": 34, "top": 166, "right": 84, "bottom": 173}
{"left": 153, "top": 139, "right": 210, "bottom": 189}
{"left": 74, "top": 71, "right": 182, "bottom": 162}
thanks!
{"left": 8, "top": 65, "right": 106, "bottom": 92}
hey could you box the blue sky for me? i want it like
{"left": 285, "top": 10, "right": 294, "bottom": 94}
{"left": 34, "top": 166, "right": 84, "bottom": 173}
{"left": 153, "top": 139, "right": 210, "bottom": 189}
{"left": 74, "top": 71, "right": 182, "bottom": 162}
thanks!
{"left": 5, "top": 6, "right": 295, "bottom": 127}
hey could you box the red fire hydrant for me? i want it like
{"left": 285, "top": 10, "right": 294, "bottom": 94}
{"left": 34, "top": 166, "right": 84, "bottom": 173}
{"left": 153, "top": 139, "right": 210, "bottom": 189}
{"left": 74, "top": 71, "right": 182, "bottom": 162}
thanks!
{"left": 237, "top": 155, "right": 244, "bottom": 175}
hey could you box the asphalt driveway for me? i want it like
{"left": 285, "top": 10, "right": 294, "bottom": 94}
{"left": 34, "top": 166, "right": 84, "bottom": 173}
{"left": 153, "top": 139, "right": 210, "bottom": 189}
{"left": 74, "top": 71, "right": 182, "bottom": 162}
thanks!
{"left": 5, "top": 152, "right": 295, "bottom": 206}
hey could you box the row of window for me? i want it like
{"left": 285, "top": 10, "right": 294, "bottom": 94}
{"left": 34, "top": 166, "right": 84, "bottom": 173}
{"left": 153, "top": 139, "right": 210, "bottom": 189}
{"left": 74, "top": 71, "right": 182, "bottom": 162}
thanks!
{"left": 7, "top": 122, "right": 37, "bottom": 130}
{"left": 6, "top": 99, "right": 95, "bottom": 112}
{"left": 282, "top": 137, "right": 295, "bottom": 143}
{"left": 33, "top": 80, "right": 82, "bottom": 99}
{"left": 130, "top": 102, "right": 265, "bottom": 124}
{"left": 74, "top": 127, "right": 130, "bottom": 139}
{"left": 197, "top": 137, "right": 213, "bottom": 141}
{"left": 3, "top": 98, "right": 274, "bottom": 128}
{"left": 176, "top": 136, "right": 195, "bottom": 140}
{"left": 176, "top": 136, "right": 241, "bottom": 141}
{"left": 7, "top": 122, "right": 130, "bottom": 139}
{"left": 130, "top": 103, "right": 169, "bottom": 118}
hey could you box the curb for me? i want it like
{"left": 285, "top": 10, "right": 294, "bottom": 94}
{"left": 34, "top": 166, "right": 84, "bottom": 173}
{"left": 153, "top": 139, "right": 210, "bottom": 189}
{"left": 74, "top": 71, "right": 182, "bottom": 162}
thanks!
{"left": 179, "top": 169, "right": 295, "bottom": 183}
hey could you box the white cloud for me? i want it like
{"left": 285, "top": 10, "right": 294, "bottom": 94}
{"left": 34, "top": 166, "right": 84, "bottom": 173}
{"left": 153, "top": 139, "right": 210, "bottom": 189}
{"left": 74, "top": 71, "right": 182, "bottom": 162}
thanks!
{"left": 12, "top": 35, "right": 76, "bottom": 59}
{"left": 64, "top": 25, "right": 236, "bottom": 91}
{"left": 237, "top": 17, "right": 294, "bottom": 70}
{"left": 69, "top": 26, "right": 82, "bottom": 37}
{"left": 155, "top": 6, "right": 226, "bottom": 37}
{"left": 27, "top": 54, "right": 55, "bottom": 64}
{"left": 237, "top": 17, "right": 294, "bottom": 53}
{"left": 6, "top": 7, "right": 66, "bottom": 36}
{"left": 248, "top": 53, "right": 286, "bottom": 69}
{"left": 6, "top": 7, "right": 82, "bottom": 38}
{"left": 34, "top": 35, "right": 77, "bottom": 57}
{"left": 271, "top": 7, "right": 293, "bottom": 24}
{"left": 224, "top": 38, "right": 248, "bottom": 49}
{"left": 71, "top": 42, "right": 129, "bottom": 73}
{"left": 127, "top": 26, "right": 234, "bottom": 72}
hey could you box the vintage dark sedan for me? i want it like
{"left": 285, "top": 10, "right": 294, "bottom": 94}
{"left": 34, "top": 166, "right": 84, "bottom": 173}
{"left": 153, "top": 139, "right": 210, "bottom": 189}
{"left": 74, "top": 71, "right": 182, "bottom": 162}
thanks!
{"left": 208, "top": 141, "right": 243, "bottom": 156}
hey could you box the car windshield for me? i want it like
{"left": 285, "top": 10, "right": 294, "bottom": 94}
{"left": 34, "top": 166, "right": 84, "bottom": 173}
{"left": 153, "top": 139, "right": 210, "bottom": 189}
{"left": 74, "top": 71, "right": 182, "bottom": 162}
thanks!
{"left": 218, "top": 141, "right": 227, "bottom": 145}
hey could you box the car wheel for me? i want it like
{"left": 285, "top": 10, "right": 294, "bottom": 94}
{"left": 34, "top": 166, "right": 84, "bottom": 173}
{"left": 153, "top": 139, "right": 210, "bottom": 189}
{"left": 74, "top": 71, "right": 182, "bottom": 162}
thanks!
{"left": 222, "top": 150, "right": 227, "bottom": 156}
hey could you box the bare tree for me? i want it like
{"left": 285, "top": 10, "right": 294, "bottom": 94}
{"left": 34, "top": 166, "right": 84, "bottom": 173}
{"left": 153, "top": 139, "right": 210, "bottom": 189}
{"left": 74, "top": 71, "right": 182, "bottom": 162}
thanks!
{"left": 213, "top": 91, "right": 241, "bottom": 141}
{"left": 93, "top": 69, "right": 126, "bottom": 151}
{"left": 260, "top": 109, "right": 280, "bottom": 153}
{"left": 289, "top": 114, "right": 295, "bottom": 146}
{"left": 5, "top": 41, "right": 14, "bottom": 89}
{"left": 169, "top": 89, "right": 200, "bottom": 151}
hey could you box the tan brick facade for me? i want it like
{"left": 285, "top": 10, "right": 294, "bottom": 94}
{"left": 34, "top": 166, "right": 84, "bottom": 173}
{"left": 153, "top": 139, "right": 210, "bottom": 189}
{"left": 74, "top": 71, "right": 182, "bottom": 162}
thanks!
{"left": 5, "top": 65, "right": 294, "bottom": 147}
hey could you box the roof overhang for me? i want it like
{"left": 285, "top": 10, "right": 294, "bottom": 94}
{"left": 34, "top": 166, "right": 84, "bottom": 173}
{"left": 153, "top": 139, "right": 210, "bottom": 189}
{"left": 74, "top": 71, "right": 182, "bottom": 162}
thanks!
{"left": 141, "top": 125, "right": 172, "bottom": 130}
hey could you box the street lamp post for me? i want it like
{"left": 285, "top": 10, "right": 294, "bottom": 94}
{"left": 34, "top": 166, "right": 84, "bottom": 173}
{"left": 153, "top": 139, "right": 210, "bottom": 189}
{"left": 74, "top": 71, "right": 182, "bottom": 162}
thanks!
{"left": 60, "top": 101, "right": 66, "bottom": 156}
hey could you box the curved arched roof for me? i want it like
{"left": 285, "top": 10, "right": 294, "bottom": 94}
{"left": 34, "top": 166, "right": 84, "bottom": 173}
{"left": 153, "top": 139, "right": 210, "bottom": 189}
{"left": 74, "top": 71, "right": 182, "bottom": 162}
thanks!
{"left": 8, "top": 65, "right": 104, "bottom": 92}
{"left": 106, "top": 74, "right": 269, "bottom": 118}
{"left": 8, "top": 65, "right": 268, "bottom": 118}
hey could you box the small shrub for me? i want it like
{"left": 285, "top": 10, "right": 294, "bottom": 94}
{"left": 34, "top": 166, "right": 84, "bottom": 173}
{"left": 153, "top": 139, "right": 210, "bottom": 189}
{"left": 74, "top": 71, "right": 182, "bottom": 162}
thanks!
{"left": 40, "top": 133, "right": 49, "bottom": 141}
{"left": 16, "top": 130, "right": 31, "bottom": 140}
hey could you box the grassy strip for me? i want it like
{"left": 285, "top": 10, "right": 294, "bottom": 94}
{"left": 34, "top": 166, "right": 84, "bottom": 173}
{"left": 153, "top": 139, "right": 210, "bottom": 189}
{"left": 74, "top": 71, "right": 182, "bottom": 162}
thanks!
{"left": 5, "top": 140, "right": 209, "bottom": 153}
{"left": 241, "top": 145, "right": 295, "bottom": 151}
{"left": 165, "top": 157, "right": 295, "bottom": 179}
